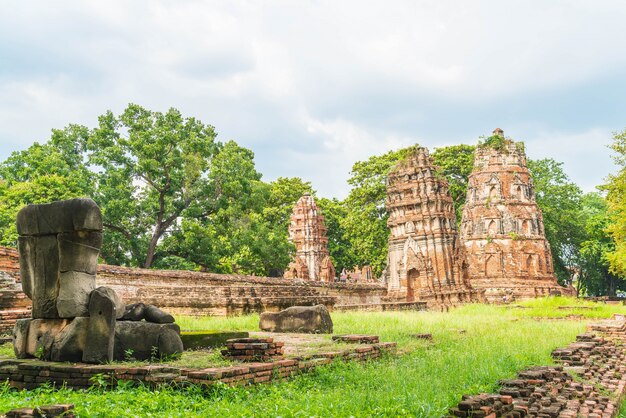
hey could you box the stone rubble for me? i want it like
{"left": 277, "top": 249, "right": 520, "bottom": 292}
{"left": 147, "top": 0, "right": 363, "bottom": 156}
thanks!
{"left": 448, "top": 315, "right": 626, "bottom": 417}
{"left": 221, "top": 337, "right": 285, "bottom": 362}
{"left": 4, "top": 404, "right": 75, "bottom": 418}
{"left": 332, "top": 334, "right": 380, "bottom": 344}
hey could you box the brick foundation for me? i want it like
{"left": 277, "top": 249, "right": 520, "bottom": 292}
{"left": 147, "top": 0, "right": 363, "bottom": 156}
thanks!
{"left": 0, "top": 342, "right": 396, "bottom": 390}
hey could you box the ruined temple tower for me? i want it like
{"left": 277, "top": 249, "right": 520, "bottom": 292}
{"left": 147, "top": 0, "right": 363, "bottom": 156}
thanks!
{"left": 284, "top": 193, "right": 336, "bottom": 282}
{"left": 459, "top": 129, "right": 571, "bottom": 302}
{"left": 384, "top": 147, "right": 480, "bottom": 306}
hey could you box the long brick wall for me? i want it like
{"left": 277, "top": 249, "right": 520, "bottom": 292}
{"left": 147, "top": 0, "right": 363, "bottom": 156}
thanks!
{"left": 0, "top": 246, "right": 390, "bottom": 322}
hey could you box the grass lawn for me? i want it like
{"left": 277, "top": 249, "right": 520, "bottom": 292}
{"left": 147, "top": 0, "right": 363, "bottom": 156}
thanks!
{"left": 1, "top": 297, "right": 625, "bottom": 417}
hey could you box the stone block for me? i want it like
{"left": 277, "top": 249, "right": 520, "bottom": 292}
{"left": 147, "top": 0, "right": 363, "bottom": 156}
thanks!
{"left": 259, "top": 304, "right": 333, "bottom": 334}
{"left": 91, "top": 286, "right": 124, "bottom": 319}
{"left": 16, "top": 198, "right": 102, "bottom": 236}
{"left": 56, "top": 271, "right": 95, "bottom": 318}
{"left": 19, "top": 235, "right": 60, "bottom": 318}
{"left": 50, "top": 317, "right": 89, "bottom": 362}
{"left": 58, "top": 231, "right": 102, "bottom": 275}
{"left": 113, "top": 321, "right": 183, "bottom": 361}
{"left": 19, "top": 318, "right": 72, "bottom": 359}
{"left": 12, "top": 318, "right": 31, "bottom": 359}
{"left": 83, "top": 288, "right": 116, "bottom": 363}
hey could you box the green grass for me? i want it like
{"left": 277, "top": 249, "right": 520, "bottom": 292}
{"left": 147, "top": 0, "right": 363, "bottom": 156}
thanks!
{"left": 509, "top": 296, "right": 626, "bottom": 319}
{"left": 0, "top": 298, "right": 600, "bottom": 417}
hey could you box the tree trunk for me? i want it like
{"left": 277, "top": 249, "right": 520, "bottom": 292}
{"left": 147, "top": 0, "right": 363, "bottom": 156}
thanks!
{"left": 144, "top": 229, "right": 161, "bottom": 268}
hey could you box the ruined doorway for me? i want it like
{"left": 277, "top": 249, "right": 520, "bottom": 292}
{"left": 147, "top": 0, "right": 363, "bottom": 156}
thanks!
{"left": 406, "top": 268, "right": 419, "bottom": 302}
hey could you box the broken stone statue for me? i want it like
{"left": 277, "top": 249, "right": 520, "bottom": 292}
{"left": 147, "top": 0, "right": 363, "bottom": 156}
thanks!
{"left": 12, "top": 198, "right": 183, "bottom": 363}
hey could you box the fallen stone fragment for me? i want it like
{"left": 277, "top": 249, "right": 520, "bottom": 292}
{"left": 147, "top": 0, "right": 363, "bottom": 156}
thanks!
{"left": 121, "top": 302, "right": 146, "bottom": 321}
{"left": 259, "top": 304, "right": 333, "bottom": 334}
{"left": 113, "top": 321, "right": 183, "bottom": 360}
{"left": 144, "top": 304, "right": 175, "bottom": 323}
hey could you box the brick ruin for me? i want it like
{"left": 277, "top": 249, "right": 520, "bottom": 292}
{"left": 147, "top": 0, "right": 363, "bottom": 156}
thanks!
{"left": 0, "top": 247, "right": 30, "bottom": 335}
{"left": 1, "top": 246, "right": 423, "bottom": 334}
{"left": 283, "top": 193, "right": 335, "bottom": 282}
{"left": 459, "top": 129, "right": 572, "bottom": 302}
{"left": 383, "top": 146, "right": 482, "bottom": 307}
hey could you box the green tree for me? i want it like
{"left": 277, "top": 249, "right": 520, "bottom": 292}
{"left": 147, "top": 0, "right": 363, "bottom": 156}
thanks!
{"left": 317, "top": 197, "right": 355, "bottom": 274}
{"left": 87, "top": 104, "right": 219, "bottom": 268}
{"left": 162, "top": 143, "right": 298, "bottom": 276}
{"left": 0, "top": 126, "right": 93, "bottom": 245}
{"left": 604, "top": 128, "right": 626, "bottom": 277}
{"left": 577, "top": 192, "right": 623, "bottom": 296}
{"left": 528, "top": 158, "right": 585, "bottom": 285}
{"left": 341, "top": 146, "right": 414, "bottom": 277}
{"left": 432, "top": 144, "right": 475, "bottom": 222}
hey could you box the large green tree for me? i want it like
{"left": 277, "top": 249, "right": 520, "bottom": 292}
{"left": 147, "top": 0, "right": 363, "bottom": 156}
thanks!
{"left": 528, "top": 158, "right": 585, "bottom": 284}
{"left": 576, "top": 192, "right": 623, "bottom": 296}
{"left": 604, "top": 128, "right": 626, "bottom": 278}
{"left": 341, "top": 146, "right": 414, "bottom": 276}
{"left": 317, "top": 197, "right": 355, "bottom": 274}
{"left": 431, "top": 144, "right": 475, "bottom": 222}
{"left": 87, "top": 104, "right": 219, "bottom": 268}
{"left": 0, "top": 126, "right": 93, "bottom": 245}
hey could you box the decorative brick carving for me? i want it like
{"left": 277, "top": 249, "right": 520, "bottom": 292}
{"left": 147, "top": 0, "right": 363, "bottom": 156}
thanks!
{"left": 284, "top": 194, "right": 336, "bottom": 282}
{"left": 460, "top": 129, "right": 573, "bottom": 302}
{"left": 383, "top": 146, "right": 481, "bottom": 307}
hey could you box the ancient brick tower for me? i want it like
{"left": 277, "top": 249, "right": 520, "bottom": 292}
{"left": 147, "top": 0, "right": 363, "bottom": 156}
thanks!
{"left": 460, "top": 129, "right": 570, "bottom": 302}
{"left": 384, "top": 146, "right": 480, "bottom": 306}
{"left": 284, "top": 193, "right": 336, "bottom": 282}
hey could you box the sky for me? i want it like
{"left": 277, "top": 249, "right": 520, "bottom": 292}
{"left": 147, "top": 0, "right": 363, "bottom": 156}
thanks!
{"left": 1, "top": 0, "right": 625, "bottom": 198}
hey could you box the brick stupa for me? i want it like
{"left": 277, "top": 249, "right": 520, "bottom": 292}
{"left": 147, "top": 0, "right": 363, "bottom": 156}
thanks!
{"left": 383, "top": 147, "right": 481, "bottom": 307}
{"left": 284, "top": 194, "right": 335, "bottom": 282}
{"left": 459, "top": 129, "right": 572, "bottom": 302}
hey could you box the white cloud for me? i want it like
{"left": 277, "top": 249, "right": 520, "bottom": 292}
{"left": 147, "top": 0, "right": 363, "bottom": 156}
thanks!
{"left": 0, "top": 0, "right": 625, "bottom": 198}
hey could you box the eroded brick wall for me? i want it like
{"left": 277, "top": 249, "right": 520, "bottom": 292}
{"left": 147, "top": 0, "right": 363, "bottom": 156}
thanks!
{"left": 0, "top": 246, "right": 387, "bottom": 318}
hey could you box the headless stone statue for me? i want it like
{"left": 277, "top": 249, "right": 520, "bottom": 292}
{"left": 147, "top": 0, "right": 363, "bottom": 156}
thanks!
{"left": 13, "top": 198, "right": 183, "bottom": 364}
{"left": 17, "top": 198, "right": 103, "bottom": 319}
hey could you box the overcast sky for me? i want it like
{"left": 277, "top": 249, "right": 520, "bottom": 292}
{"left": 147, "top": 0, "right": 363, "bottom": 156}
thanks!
{"left": 1, "top": 1, "right": 625, "bottom": 198}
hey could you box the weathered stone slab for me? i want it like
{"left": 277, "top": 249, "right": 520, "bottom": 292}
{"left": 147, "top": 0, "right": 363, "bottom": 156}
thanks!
{"left": 83, "top": 288, "right": 116, "bottom": 363}
{"left": 58, "top": 231, "right": 102, "bottom": 275}
{"left": 16, "top": 198, "right": 103, "bottom": 236}
{"left": 113, "top": 321, "right": 183, "bottom": 361}
{"left": 50, "top": 317, "right": 89, "bottom": 362}
{"left": 20, "top": 318, "right": 72, "bottom": 359}
{"left": 18, "top": 235, "right": 60, "bottom": 318}
{"left": 91, "top": 286, "right": 124, "bottom": 319}
{"left": 56, "top": 271, "right": 95, "bottom": 318}
{"left": 12, "top": 318, "right": 31, "bottom": 359}
{"left": 259, "top": 304, "right": 333, "bottom": 334}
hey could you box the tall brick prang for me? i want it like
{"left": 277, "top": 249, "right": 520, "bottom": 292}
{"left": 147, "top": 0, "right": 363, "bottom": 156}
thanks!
{"left": 383, "top": 146, "right": 481, "bottom": 307}
{"left": 284, "top": 193, "right": 335, "bottom": 282}
{"left": 459, "top": 129, "right": 573, "bottom": 302}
